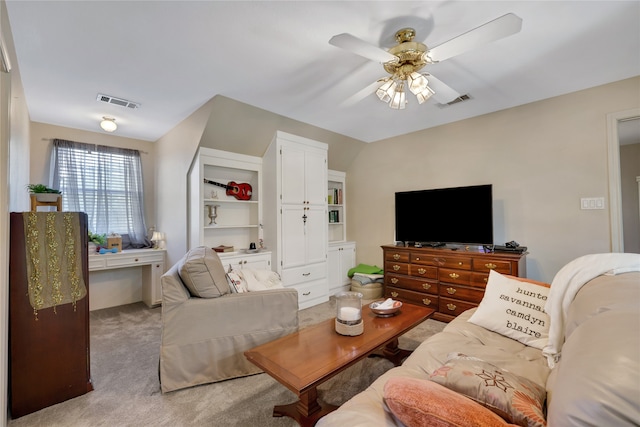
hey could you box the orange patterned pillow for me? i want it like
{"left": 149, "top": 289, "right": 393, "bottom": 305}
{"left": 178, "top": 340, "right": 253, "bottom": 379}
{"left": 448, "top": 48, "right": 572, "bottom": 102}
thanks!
{"left": 384, "top": 377, "right": 518, "bottom": 427}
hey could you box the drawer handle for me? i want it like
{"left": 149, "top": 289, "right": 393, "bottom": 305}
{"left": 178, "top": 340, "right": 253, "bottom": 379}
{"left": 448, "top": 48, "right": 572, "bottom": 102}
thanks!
{"left": 458, "top": 261, "right": 463, "bottom": 266}
{"left": 422, "top": 283, "right": 431, "bottom": 290}
{"left": 302, "top": 272, "right": 311, "bottom": 276}
{"left": 449, "top": 273, "right": 460, "bottom": 279}
{"left": 303, "top": 291, "right": 311, "bottom": 296}
{"left": 393, "top": 254, "right": 401, "bottom": 260}
{"left": 391, "top": 278, "right": 399, "bottom": 284}
{"left": 485, "top": 263, "right": 497, "bottom": 270}
{"left": 484, "top": 277, "right": 488, "bottom": 282}
{"left": 447, "top": 303, "right": 457, "bottom": 311}
{"left": 393, "top": 265, "right": 400, "bottom": 271}
{"left": 415, "top": 257, "right": 420, "bottom": 261}
{"left": 447, "top": 287, "right": 456, "bottom": 295}
{"left": 422, "top": 298, "right": 431, "bottom": 306}
{"left": 134, "top": 258, "right": 139, "bottom": 262}
{"left": 391, "top": 291, "right": 399, "bottom": 298}
{"left": 417, "top": 268, "right": 426, "bottom": 275}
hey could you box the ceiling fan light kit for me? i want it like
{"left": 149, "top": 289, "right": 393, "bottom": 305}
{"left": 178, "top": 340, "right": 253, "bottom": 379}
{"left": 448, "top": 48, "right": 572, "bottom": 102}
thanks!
{"left": 100, "top": 116, "right": 117, "bottom": 132}
{"left": 329, "top": 13, "right": 523, "bottom": 110}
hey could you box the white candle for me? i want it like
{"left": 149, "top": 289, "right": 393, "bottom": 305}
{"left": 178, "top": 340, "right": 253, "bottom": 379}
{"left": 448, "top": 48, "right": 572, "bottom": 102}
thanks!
{"left": 339, "top": 307, "right": 360, "bottom": 322}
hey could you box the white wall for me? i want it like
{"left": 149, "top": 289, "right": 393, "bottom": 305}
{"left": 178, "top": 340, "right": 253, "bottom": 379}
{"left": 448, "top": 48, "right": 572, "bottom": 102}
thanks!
{"left": 155, "top": 99, "right": 214, "bottom": 266}
{"left": 347, "top": 77, "right": 640, "bottom": 283}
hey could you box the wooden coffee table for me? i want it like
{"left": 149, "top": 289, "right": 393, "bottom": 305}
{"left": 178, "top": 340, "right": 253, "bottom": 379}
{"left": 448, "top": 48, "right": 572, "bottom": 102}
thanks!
{"left": 244, "top": 303, "right": 434, "bottom": 427}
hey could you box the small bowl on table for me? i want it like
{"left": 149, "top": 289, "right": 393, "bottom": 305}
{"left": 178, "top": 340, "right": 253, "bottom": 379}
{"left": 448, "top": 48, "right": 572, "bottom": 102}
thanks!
{"left": 369, "top": 300, "right": 402, "bottom": 317}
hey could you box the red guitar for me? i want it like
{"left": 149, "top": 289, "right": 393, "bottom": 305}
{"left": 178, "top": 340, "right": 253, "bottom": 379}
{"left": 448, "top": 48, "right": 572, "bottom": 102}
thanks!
{"left": 204, "top": 178, "right": 253, "bottom": 200}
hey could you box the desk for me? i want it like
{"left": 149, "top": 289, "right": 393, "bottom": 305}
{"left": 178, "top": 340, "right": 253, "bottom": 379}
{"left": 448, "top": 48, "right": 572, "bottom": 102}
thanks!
{"left": 89, "top": 249, "right": 166, "bottom": 308}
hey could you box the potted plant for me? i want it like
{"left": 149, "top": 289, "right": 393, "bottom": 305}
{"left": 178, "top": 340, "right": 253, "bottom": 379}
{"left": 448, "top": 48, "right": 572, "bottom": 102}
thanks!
{"left": 27, "top": 184, "right": 62, "bottom": 203}
{"left": 88, "top": 231, "right": 107, "bottom": 253}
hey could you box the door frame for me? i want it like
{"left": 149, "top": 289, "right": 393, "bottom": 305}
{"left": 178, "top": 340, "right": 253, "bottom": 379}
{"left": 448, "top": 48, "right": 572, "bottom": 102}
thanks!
{"left": 607, "top": 107, "right": 640, "bottom": 252}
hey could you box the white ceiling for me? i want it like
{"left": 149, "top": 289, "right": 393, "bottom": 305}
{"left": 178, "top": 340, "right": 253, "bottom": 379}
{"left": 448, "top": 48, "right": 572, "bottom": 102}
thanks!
{"left": 5, "top": 1, "right": 640, "bottom": 143}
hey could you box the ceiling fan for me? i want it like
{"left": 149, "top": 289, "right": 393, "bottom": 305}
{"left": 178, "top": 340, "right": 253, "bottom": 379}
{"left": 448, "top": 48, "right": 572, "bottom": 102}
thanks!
{"left": 329, "top": 13, "right": 522, "bottom": 109}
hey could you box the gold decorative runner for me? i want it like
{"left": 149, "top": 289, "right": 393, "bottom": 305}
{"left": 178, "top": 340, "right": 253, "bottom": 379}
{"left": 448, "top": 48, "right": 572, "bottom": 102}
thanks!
{"left": 23, "top": 212, "right": 87, "bottom": 318}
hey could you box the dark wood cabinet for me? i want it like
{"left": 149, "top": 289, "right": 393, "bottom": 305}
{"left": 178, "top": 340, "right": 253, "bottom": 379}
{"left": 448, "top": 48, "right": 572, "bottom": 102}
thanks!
{"left": 382, "top": 245, "right": 527, "bottom": 322}
{"left": 9, "top": 212, "right": 92, "bottom": 418}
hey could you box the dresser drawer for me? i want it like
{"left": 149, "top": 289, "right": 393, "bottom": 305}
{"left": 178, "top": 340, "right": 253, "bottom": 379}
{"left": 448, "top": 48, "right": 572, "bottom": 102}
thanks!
{"left": 408, "top": 264, "right": 438, "bottom": 280}
{"left": 292, "top": 280, "right": 328, "bottom": 309}
{"left": 88, "top": 256, "right": 106, "bottom": 270}
{"left": 470, "top": 272, "right": 490, "bottom": 288}
{"left": 410, "top": 253, "right": 437, "bottom": 266}
{"left": 439, "top": 297, "right": 477, "bottom": 317}
{"left": 439, "top": 284, "right": 485, "bottom": 303}
{"left": 432, "top": 256, "right": 472, "bottom": 270}
{"left": 386, "top": 274, "right": 438, "bottom": 295}
{"left": 385, "top": 287, "right": 438, "bottom": 309}
{"left": 439, "top": 268, "right": 472, "bottom": 285}
{"left": 472, "top": 258, "right": 512, "bottom": 274}
{"left": 281, "top": 262, "right": 326, "bottom": 286}
{"left": 385, "top": 261, "right": 409, "bottom": 275}
{"left": 385, "top": 251, "right": 410, "bottom": 263}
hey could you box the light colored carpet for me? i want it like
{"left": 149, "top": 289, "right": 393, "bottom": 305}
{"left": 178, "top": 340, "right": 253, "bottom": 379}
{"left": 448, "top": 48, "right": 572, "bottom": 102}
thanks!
{"left": 8, "top": 298, "right": 445, "bottom": 427}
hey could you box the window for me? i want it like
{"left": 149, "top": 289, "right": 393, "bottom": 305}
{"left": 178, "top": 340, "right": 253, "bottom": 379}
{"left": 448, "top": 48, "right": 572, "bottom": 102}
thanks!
{"left": 51, "top": 139, "right": 148, "bottom": 245}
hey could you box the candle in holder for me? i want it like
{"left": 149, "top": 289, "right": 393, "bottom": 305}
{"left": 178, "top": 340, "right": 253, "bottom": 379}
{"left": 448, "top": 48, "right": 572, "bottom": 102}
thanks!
{"left": 335, "top": 291, "right": 363, "bottom": 336}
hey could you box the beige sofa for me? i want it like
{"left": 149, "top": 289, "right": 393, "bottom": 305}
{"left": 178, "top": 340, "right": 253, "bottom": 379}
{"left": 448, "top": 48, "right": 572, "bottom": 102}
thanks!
{"left": 318, "top": 255, "right": 640, "bottom": 426}
{"left": 159, "top": 247, "right": 299, "bottom": 393}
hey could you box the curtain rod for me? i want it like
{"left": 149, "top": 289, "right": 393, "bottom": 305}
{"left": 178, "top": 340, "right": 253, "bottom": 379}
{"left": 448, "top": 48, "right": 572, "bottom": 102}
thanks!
{"left": 41, "top": 138, "right": 149, "bottom": 154}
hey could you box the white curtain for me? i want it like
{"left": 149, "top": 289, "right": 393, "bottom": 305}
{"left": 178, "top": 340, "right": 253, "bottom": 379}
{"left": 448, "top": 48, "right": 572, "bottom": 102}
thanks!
{"left": 51, "top": 139, "right": 148, "bottom": 246}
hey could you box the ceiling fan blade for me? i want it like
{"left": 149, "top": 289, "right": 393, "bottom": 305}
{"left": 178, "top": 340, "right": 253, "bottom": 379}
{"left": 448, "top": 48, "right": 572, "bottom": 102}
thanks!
{"left": 425, "top": 74, "right": 461, "bottom": 104}
{"left": 339, "top": 79, "right": 382, "bottom": 108}
{"left": 428, "top": 13, "right": 522, "bottom": 62}
{"left": 329, "top": 33, "right": 398, "bottom": 64}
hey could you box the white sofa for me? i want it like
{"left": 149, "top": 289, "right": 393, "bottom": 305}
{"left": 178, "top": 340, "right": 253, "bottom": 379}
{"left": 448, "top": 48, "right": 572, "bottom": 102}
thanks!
{"left": 159, "top": 247, "right": 299, "bottom": 393}
{"left": 318, "top": 254, "right": 640, "bottom": 426}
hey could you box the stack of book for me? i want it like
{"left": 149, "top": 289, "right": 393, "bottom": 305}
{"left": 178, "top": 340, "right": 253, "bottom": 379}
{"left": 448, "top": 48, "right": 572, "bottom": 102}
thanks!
{"left": 213, "top": 245, "right": 234, "bottom": 253}
{"left": 329, "top": 210, "right": 340, "bottom": 223}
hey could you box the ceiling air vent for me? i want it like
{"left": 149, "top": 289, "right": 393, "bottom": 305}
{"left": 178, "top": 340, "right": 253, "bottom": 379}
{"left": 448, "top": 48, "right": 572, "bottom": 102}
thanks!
{"left": 96, "top": 93, "right": 140, "bottom": 109}
{"left": 437, "top": 94, "right": 471, "bottom": 108}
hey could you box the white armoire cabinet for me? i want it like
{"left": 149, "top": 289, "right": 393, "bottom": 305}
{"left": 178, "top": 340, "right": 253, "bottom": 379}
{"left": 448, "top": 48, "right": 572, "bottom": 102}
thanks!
{"left": 263, "top": 131, "right": 328, "bottom": 309}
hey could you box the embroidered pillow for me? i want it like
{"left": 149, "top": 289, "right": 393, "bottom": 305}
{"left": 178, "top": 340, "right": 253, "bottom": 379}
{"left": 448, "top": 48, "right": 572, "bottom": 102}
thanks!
{"left": 226, "top": 271, "right": 247, "bottom": 293}
{"left": 429, "top": 353, "right": 547, "bottom": 427}
{"left": 383, "top": 377, "right": 515, "bottom": 427}
{"left": 468, "top": 270, "right": 551, "bottom": 349}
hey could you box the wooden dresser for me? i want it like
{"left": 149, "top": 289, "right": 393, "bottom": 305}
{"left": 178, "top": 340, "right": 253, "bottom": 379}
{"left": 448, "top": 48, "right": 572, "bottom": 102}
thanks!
{"left": 381, "top": 244, "right": 527, "bottom": 322}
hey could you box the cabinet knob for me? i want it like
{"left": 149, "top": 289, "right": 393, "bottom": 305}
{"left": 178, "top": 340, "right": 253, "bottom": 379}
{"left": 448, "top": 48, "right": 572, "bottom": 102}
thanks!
{"left": 392, "top": 265, "right": 400, "bottom": 271}
{"left": 422, "top": 298, "right": 431, "bottom": 306}
{"left": 458, "top": 261, "right": 463, "bottom": 266}
{"left": 391, "top": 291, "right": 399, "bottom": 298}
{"left": 422, "top": 283, "right": 431, "bottom": 290}
{"left": 447, "top": 303, "right": 457, "bottom": 311}
{"left": 417, "top": 268, "right": 426, "bottom": 275}
{"left": 446, "top": 287, "right": 456, "bottom": 295}
{"left": 484, "top": 277, "right": 488, "bottom": 282}
{"left": 415, "top": 257, "right": 420, "bottom": 261}
{"left": 134, "top": 258, "right": 139, "bottom": 262}
{"left": 391, "top": 278, "right": 399, "bottom": 284}
{"left": 393, "top": 254, "right": 400, "bottom": 260}
{"left": 449, "top": 273, "right": 460, "bottom": 279}
{"left": 485, "top": 263, "right": 497, "bottom": 270}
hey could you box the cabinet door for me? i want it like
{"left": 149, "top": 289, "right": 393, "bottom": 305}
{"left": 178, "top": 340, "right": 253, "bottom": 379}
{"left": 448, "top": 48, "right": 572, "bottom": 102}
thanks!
{"left": 328, "top": 246, "right": 340, "bottom": 290}
{"left": 280, "top": 144, "right": 306, "bottom": 204}
{"left": 281, "top": 205, "right": 306, "bottom": 269}
{"left": 339, "top": 244, "right": 356, "bottom": 286}
{"left": 305, "top": 205, "right": 327, "bottom": 265}
{"left": 305, "top": 149, "right": 327, "bottom": 205}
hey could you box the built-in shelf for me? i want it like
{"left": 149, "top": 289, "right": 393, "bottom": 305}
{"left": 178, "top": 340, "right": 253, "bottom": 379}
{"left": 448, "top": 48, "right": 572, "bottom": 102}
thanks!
{"left": 188, "top": 147, "right": 263, "bottom": 251}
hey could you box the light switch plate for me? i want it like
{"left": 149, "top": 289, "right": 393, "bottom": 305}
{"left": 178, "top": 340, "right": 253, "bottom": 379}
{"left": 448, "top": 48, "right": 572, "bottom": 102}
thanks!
{"left": 580, "top": 197, "right": 605, "bottom": 210}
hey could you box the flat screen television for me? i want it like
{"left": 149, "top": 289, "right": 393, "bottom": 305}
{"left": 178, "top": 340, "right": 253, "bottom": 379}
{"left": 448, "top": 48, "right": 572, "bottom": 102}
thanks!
{"left": 395, "top": 184, "right": 493, "bottom": 246}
